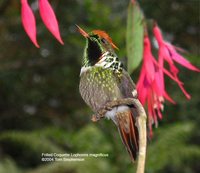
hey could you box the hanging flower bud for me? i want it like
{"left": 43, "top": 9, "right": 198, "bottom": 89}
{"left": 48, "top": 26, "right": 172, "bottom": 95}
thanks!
{"left": 39, "top": 0, "right": 64, "bottom": 45}
{"left": 21, "top": 0, "right": 39, "bottom": 48}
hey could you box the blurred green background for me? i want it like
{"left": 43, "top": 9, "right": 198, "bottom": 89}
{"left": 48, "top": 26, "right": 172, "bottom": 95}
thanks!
{"left": 0, "top": 0, "right": 199, "bottom": 173}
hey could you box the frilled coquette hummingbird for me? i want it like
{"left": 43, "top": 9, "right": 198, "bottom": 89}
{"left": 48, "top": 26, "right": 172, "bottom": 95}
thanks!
{"left": 77, "top": 25, "right": 139, "bottom": 162}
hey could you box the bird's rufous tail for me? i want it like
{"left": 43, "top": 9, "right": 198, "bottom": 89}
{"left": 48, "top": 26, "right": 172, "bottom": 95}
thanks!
{"left": 116, "top": 110, "right": 139, "bottom": 162}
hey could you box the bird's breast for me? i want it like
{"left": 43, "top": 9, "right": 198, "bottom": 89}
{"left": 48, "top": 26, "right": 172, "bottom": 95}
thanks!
{"left": 79, "top": 66, "right": 122, "bottom": 112}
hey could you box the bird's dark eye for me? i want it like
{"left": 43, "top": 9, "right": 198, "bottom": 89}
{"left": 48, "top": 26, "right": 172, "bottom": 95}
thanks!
{"left": 101, "top": 38, "right": 107, "bottom": 44}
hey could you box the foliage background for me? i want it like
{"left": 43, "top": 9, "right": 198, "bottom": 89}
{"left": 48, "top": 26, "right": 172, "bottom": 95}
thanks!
{"left": 0, "top": 0, "right": 199, "bottom": 173}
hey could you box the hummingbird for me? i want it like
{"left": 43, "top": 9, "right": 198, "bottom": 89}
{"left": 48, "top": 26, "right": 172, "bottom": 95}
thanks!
{"left": 77, "top": 25, "right": 139, "bottom": 162}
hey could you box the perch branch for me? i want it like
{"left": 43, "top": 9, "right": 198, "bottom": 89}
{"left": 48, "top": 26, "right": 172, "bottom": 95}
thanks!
{"left": 92, "top": 98, "right": 147, "bottom": 173}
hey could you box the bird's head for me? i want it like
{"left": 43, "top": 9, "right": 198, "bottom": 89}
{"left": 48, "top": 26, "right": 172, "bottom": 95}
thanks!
{"left": 77, "top": 25, "right": 118, "bottom": 66}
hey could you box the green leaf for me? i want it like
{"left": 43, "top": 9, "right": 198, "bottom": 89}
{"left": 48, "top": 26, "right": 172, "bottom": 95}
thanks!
{"left": 126, "top": 0, "right": 144, "bottom": 74}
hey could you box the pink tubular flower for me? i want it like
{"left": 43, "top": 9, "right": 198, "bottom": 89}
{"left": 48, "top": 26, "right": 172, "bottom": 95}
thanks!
{"left": 39, "top": 0, "right": 64, "bottom": 45}
{"left": 153, "top": 24, "right": 200, "bottom": 99}
{"left": 21, "top": 0, "right": 39, "bottom": 48}
{"left": 137, "top": 36, "right": 174, "bottom": 136}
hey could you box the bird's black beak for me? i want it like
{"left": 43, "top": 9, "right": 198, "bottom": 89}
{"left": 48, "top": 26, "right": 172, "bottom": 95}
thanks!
{"left": 76, "top": 25, "right": 89, "bottom": 38}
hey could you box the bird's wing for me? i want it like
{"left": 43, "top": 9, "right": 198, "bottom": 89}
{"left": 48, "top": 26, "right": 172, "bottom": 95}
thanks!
{"left": 118, "top": 69, "right": 137, "bottom": 99}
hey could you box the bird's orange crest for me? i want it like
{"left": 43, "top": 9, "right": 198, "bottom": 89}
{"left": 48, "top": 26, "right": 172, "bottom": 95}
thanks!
{"left": 92, "top": 30, "right": 119, "bottom": 50}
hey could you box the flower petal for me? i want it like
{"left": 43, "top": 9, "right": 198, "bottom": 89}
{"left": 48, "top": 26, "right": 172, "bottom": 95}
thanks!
{"left": 164, "top": 91, "right": 176, "bottom": 104}
{"left": 175, "top": 78, "right": 191, "bottom": 100}
{"left": 21, "top": 0, "right": 39, "bottom": 48}
{"left": 152, "top": 56, "right": 183, "bottom": 84}
{"left": 39, "top": 0, "right": 64, "bottom": 44}
{"left": 154, "top": 70, "right": 164, "bottom": 96}
{"left": 167, "top": 43, "right": 200, "bottom": 72}
{"left": 143, "top": 37, "right": 155, "bottom": 82}
{"left": 153, "top": 24, "right": 163, "bottom": 44}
